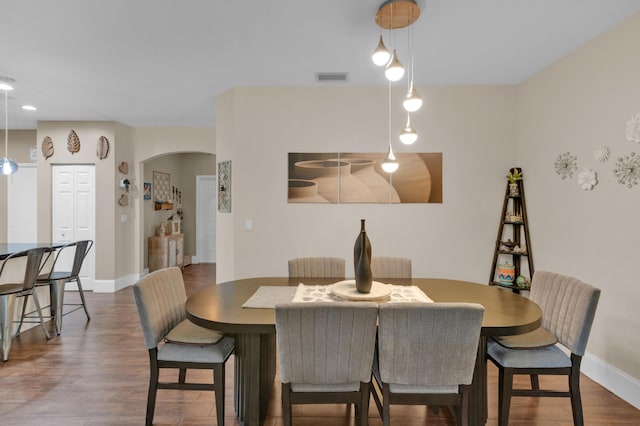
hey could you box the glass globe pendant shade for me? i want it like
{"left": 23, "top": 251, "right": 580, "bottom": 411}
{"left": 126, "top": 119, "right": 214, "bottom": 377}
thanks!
{"left": 0, "top": 77, "right": 14, "bottom": 91}
{"left": 372, "top": 35, "right": 391, "bottom": 66}
{"left": 399, "top": 114, "right": 418, "bottom": 145}
{"left": 403, "top": 80, "right": 423, "bottom": 112}
{"left": 0, "top": 157, "right": 18, "bottom": 175}
{"left": 385, "top": 49, "right": 405, "bottom": 82}
{"left": 381, "top": 143, "right": 399, "bottom": 173}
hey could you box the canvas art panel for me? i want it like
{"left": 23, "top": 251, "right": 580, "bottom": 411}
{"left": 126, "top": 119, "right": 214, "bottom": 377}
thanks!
{"left": 287, "top": 152, "right": 442, "bottom": 204}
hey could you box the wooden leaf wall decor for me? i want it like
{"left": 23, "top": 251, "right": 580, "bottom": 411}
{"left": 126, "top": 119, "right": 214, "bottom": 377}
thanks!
{"left": 41, "top": 136, "right": 54, "bottom": 160}
{"left": 67, "top": 130, "right": 81, "bottom": 154}
{"left": 96, "top": 136, "right": 110, "bottom": 159}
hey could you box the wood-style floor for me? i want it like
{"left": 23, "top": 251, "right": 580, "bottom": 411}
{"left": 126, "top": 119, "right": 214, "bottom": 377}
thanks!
{"left": 1, "top": 263, "right": 638, "bottom": 425}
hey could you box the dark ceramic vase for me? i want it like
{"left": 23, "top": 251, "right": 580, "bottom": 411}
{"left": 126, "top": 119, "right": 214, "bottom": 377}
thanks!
{"left": 354, "top": 219, "right": 372, "bottom": 293}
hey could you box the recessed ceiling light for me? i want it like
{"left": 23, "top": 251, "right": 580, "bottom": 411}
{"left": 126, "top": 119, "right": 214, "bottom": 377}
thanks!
{"left": 22, "top": 105, "right": 37, "bottom": 111}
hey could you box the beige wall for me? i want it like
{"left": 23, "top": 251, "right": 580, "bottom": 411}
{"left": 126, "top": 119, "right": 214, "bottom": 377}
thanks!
{"left": 36, "top": 121, "right": 117, "bottom": 282}
{"left": 0, "top": 130, "right": 37, "bottom": 242}
{"left": 216, "top": 86, "right": 517, "bottom": 282}
{"left": 516, "top": 13, "right": 640, "bottom": 385}
{"left": 2, "top": 125, "right": 214, "bottom": 289}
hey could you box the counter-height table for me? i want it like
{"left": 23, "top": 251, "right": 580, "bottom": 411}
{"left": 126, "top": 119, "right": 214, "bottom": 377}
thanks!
{"left": 186, "top": 277, "right": 542, "bottom": 426}
{"left": 0, "top": 243, "right": 62, "bottom": 260}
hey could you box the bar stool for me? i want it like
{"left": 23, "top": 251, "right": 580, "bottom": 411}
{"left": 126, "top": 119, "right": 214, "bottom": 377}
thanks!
{"left": 21, "top": 240, "right": 93, "bottom": 336}
{"left": 0, "top": 247, "right": 51, "bottom": 361}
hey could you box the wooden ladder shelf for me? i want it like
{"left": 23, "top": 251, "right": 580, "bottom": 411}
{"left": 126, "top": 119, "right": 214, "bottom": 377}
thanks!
{"left": 489, "top": 167, "right": 534, "bottom": 293}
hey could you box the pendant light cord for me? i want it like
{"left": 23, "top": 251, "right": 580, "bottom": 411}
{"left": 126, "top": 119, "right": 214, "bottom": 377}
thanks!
{"left": 4, "top": 89, "right": 8, "bottom": 158}
{"left": 388, "top": 80, "right": 392, "bottom": 145}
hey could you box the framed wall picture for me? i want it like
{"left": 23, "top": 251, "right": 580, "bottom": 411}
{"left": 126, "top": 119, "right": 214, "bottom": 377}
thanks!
{"left": 153, "top": 171, "right": 170, "bottom": 202}
{"left": 218, "top": 160, "right": 231, "bottom": 212}
{"left": 143, "top": 182, "right": 152, "bottom": 200}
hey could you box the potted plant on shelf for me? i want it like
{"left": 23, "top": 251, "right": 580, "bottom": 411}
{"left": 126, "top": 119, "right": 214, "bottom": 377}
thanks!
{"left": 507, "top": 169, "right": 523, "bottom": 196}
{"left": 120, "top": 178, "right": 131, "bottom": 193}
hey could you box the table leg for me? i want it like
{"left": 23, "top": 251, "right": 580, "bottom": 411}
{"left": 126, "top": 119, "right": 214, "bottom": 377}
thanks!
{"left": 233, "top": 332, "right": 276, "bottom": 426}
{"left": 467, "top": 335, "right": 488, "bottom": 425}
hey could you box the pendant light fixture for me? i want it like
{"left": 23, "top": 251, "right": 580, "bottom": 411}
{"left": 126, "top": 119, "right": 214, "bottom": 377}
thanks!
{"left": 385, "top": 49, "right": 405, "bottom": 82}
{"left": 381, "top": 81, "right": 399, "bottom": 173}
{"left": 402, "top": 14, "right": 422, "bottom": 112}
{"left": 371, "top": 35, "right": 391, "bottom": 66}
{"left": 399, "top": 113, "right": 418, "bottom": 145}
{"left": 1, "top": 77, "right": 18, "bottom": 176}
{"left": 374, "top": 0, "right": 421, "bottom": 172}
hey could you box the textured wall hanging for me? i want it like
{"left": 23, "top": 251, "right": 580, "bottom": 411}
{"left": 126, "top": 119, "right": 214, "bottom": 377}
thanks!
{"left": 96, "top": 136, "right": 110, "bottom": 159}
{"left": 118, "top": 161, "right": 129, "bottom": 174}
{"left": 554, "top": 152, "right": 578, "bottom": 180}
{"left": 625, "top": 113, "right": 640, "bottom": 143}
{"left": 613, "top": 152, "right": 640, "bottom": 188}
{"left": 593, "top": 145, "right": 611, "bottom": 163}
{"left": 41, "top": 136, "right": 54, "bottom": 160}
{"left": 577, "top": 169, "right": 598, "bottom": 190}
{"left": 218, "top": 160, "right": 231, "bottom": 212}
{"left": 153, "top": 171, "right": 171, "bottom": 202}
{"left": 67, "top": 130, "right": 80, "bottom": 154}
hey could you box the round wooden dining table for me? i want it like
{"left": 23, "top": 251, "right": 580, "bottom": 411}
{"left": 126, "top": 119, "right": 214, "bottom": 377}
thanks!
{"left": 186, "top": 277, "right": 542, "bottom": 426}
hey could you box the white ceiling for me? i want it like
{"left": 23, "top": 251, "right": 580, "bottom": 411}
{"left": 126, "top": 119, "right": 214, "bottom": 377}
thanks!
{"left": 2, "top": 0, "right": 639, "bottom": 130}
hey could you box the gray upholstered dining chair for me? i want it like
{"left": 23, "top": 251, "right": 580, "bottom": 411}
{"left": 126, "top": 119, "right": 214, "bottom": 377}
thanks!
{"left": 132, "top": 267, "right": 234, "bottom": 426}
{"left": 370, "top": 256, "right": 412, "bottom": 279}
{"left": 0, "top": 247, "right": 51, "bottom": 361}
{"left": 275, "top": 301, "right": 379, "bottom": 426}
{"left": 288, "top": 256, "right": 346, "bottom": 279}
{"left": 487, "top": 270, "right": 601, "bottom": 426}
{"left": 372, "top": 302, "right": 484, "bottom": 426}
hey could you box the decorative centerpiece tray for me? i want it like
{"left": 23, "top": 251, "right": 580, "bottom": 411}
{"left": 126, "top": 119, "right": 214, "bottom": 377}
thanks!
{"left": 331, "top": 280, "right": 391, "bottom": 301}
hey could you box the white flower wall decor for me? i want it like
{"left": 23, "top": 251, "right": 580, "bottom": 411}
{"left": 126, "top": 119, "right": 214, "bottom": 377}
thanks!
{"left": 593, "top": 145, "right": 611, "bottom": 163}
{"left": 613, "top": 152, "right": 640, "bottom": 188}
{"left": 577, "top": 169, "right": 598, "bottom": 190}
{"left": 625, "top": 113, "right": 640, "bottom": 143}
{"left": 554, "top": 152, "right": 578, "bottom": 180}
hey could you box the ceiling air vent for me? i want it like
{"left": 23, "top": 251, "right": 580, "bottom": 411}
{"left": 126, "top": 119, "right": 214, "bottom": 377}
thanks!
{"left": 315, "top": 72, "right": 348, "bottom": 83}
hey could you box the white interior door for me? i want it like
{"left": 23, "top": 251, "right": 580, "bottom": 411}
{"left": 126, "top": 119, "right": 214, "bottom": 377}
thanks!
{"left": 196, "top": 175, "right": 216, "bottom": 263}
{"left": 7, "top": 164, "right": 37, "bottom": 243}
{"left": 52, "top": 165, "right": 96, "bottom": 290}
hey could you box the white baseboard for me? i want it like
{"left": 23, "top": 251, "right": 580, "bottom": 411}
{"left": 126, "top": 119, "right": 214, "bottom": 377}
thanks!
{"left": 93, "top": 273, "right": 140, "bottom": 293}
{"left": 582, "top": 352, "right": 640, "bottom": 410}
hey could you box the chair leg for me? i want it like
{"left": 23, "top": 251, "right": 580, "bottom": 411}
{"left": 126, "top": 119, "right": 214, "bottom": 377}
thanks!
{"left": 15, "top": 294, "right": 30, "bottom": 336}
{"left": 282, "top": 382, "right": 293, "bottom": 426}
{"left": 74, "top": 277, "right": 91, "bottom": 320}
{"left": 30, "top": 291, "right": 51, "bottom": 340}
{"left": 459, "top": 385, "right": 470, "bottom": 426}
{"left": 530, "top": 374, "right": 539, "bottom": 390}
{"left": 569, "top": 355, "right": 584, "bottom": 426}
{"left": 51, "top": 279, "right": 65, "bottom": 335}
{"left": 146, "top": 353, "right": 159, "bottom": 426}
{"left": 498, "top": 367, "right": 514, "bottom": 426}
{"left": 359, "top": 382, "right": 370, "bottom": 426}
{"left": 382, "top": 383, "right": 391, "bottom": 426}
{"left": 0, "top": 294, "right": 17, "bottom": 362}
{"left": 214, "top": 364, "right": 225, "bottom": 426}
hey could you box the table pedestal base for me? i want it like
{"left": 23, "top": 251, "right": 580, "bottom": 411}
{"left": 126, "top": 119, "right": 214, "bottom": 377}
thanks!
{"left": 234, "top": 333, "right": 276, "bottom": 425}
